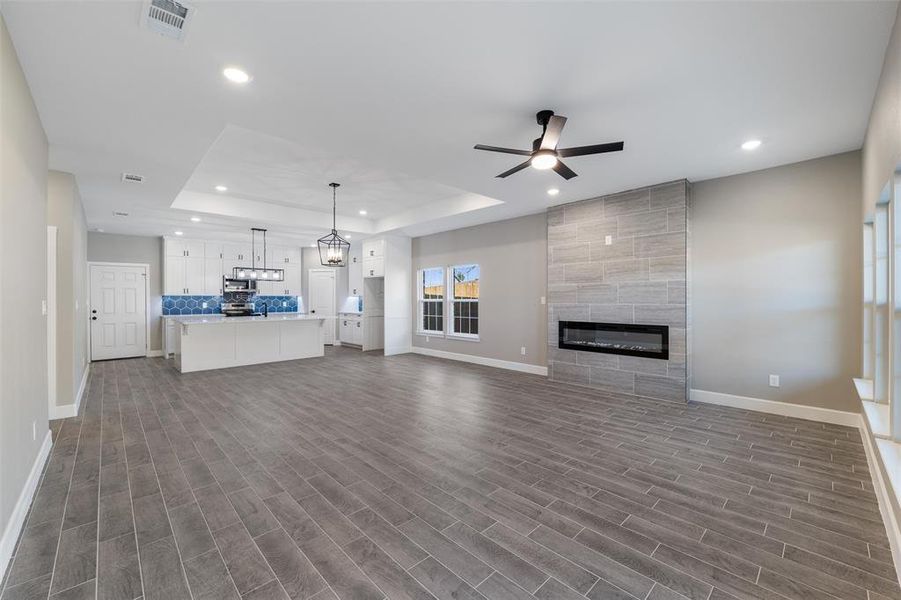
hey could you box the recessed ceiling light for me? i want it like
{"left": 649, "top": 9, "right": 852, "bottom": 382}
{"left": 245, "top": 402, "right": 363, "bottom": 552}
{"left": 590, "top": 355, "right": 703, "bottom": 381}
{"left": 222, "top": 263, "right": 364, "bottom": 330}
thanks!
{"left": 346, "top": 234, "right": 352, "bottom": 239}
{"left": 310, "top": 243, "right": 316, "bottom": 248}
{"left": 174, "top": 231, "right": 184, "bottom": 236}
{"left": 741, "top": 139, "right": 762, "bottom": 151}
{"left": 222, "top": 67, "right": 250, "bottom": 84}
{"left": 214, "top": 185, "right": 228, "bottom": 192}
{"left": 96, "top": 228, "right": 104, "bottom": 233}
{"left": 190, "top": 216, "right": 201, "bottom": 222}
{"left": 547, "top": 188, "right": 560, "bottom": 196}
{"left": 359, "top": 210, "right": 367, "bottom": 216}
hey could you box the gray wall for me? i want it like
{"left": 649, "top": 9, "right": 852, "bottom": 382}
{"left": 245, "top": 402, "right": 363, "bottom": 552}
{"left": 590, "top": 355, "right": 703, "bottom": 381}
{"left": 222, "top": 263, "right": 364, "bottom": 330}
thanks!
{"left": 692, "top": 151, "right": 862, "bottom": 412}
{"left": 87, "top": 233, "right": 163, "bottom": 352}
{"left": 47, "top": 171, "right": 88, "bottom": 408}
{"left": 862, "top": 1, "right": 901, "bottom": 220}
{"left": 547, "top": 181, "right": 689, "bottom": 401}
{"left": 411, "top": 213, "right": 548, "bottom": 368}
{"left": 0, "top": 14, "right": 49, "bottom": 563}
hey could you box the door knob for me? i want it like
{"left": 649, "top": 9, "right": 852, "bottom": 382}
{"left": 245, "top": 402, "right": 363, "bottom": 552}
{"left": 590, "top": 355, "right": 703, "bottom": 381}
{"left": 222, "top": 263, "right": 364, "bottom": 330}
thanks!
{"left": 91, "top": 316, "right": 97, "bottom": 321}
{"left": 91, "top": 309, "right": 97, "bottom": 314}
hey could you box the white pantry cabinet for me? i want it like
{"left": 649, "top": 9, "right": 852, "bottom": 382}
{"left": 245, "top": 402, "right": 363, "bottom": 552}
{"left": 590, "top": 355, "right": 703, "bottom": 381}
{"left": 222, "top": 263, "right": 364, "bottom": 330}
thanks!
{"left": 348, "top": 247, "right": 363, "bottom": 296}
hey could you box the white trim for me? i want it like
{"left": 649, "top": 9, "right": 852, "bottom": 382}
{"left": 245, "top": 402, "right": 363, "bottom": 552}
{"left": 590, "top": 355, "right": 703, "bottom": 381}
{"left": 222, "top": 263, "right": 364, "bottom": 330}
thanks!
{"left": 689, "top": 389, "right": 860, "bottom": 428}
{"left": 49, "top": 364, "right": 89, "bottom": 420}
{"left": 146, "top": 349, "right": 163, "bottom": 358}
{"left": 0, "top": 430, "right": 53, "bottom": 583}
{"left": 859, "top": 414, "right": 901, "bottom": 588}
{"left": 88, "top": 262, "right": 152, "bottom": 359}
{"left": 47, "top": 226, "right": 58, "bottom": 415}
{"left": 412, "top": 346, "right": 548, "bottom": 376}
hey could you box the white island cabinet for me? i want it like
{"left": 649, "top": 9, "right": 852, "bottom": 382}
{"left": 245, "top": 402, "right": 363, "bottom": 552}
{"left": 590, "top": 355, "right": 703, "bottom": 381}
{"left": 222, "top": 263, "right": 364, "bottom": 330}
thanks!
{"left": 174, "top": 314, "right": 325, "bottom": 373}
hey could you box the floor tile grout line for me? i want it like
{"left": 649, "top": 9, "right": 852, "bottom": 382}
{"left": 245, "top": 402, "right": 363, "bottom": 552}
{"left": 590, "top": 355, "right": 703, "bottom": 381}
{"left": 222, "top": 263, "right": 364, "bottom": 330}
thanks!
{"left": 43, "top": 373, "right": 90, "bottom": 600}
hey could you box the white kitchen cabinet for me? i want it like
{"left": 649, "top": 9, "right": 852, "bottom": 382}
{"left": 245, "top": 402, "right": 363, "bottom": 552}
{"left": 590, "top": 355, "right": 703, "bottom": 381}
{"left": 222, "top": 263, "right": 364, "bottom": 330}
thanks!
{"left": 164, "top": 256, "right": 186, "bottom": 295}
{"left": 203, "top": 257, "right": 224, "bottom": 295}
{"left": 164, "top": 237, "right": 207, "bottom": 294}
{"left": 166, "top": 239, "right": 205, "bottom": 258}
{"left": 348, "top": 247, "right": 363, "bottom": 296}
{"left": 222, "top": 243, "right": 253, "bottom": 267}
{"left": 339, "top": 315, "right": 362, "bottom": 346}
{"left": 363, "top": 239, "right": 384, "bottom": 259}
{"left": 259, "top": 264, "right": 300, "bottom": 296}
{"left": 270, "top": 245, "right": 301, "bottom": 265}
{"left": 363, "top": 256, "right": 385, "bottom": 278}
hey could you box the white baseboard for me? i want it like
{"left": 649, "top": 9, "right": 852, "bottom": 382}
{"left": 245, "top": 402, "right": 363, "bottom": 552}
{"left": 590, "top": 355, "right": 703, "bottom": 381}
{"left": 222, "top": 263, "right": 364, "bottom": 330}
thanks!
{"left": 690, "top": 389, "right": 860, "bottom": 427}
{"left": 0, "top": 430, "right": 53, "bottom": 582}
{"left": 146, "top": 349, "right": 163, "bottom": 358}
{"left": 49, "top": 364, "right": 89, "bottom": 420}
{"left": 859, "top": 414, "right": 901, "bottom": 588}
{"left": 412, "top": 346, "right": 548, "bottom": 376}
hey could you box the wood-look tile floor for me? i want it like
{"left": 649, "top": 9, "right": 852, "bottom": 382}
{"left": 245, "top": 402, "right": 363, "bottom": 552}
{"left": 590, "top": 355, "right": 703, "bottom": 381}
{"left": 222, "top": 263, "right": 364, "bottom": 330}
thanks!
{"left": 2, "top": 347, "right": 898, "bottom": 600}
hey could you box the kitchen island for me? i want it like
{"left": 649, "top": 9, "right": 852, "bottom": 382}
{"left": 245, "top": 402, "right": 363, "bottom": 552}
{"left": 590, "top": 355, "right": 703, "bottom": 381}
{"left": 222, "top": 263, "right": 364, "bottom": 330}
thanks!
{"left": 173, "top": 314, "right": 325, "bottom": 373}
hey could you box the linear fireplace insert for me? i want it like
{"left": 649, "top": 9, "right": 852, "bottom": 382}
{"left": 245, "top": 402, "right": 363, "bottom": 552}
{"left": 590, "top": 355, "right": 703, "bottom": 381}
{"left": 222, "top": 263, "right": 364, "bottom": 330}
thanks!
{"left": 558, "top": 321, "right": 669, "bottom": 360}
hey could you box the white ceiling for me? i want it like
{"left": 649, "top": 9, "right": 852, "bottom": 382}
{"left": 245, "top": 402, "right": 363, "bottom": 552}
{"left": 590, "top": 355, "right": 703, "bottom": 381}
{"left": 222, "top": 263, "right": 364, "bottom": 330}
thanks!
{"left": 2, "top": 1, "right": 896, "bottom": 243}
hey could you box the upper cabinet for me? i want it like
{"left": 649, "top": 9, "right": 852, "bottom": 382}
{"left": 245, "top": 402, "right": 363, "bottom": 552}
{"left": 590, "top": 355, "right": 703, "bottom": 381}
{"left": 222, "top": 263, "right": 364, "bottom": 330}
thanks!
{"left": 164, "top": 236, "right": 304, "bottom": 296}
{"left": 166, "top": 239, "right": 205, "bottom": 258}
{"left": 362, "top": 239, "right": 385, "bottom": 279}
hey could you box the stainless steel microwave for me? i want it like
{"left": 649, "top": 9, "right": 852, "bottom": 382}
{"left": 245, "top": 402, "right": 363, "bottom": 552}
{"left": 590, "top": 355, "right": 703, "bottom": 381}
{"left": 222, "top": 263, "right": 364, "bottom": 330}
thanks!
{"left": 223, "top": 277, "right": 257, "bottom": 293}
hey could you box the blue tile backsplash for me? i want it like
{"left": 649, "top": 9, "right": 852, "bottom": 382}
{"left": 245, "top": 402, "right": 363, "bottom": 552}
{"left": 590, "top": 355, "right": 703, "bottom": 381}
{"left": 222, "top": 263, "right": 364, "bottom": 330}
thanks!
{"left": 162, "top": 295, "right": 300, "bottom": 315}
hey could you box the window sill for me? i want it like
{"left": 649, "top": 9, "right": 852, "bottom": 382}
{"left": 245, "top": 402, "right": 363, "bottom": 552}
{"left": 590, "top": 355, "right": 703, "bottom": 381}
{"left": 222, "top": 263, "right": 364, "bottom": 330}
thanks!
{"left": 446, "top": 334, "right": 480, "bottom": 342}
{"left": 856, "top": 378, "right": 891, "bottom": 439}
{"left": 415, "top": 331, "right": 445, "bottom": 338}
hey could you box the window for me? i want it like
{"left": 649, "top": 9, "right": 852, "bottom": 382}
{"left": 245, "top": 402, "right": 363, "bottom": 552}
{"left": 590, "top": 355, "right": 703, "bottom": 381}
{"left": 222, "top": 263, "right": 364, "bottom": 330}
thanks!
{"left": 450, "top": 264, "right": 480, "bottom": 337}
{"left": 418, "top": 267, "right": 445, "bottom": 334}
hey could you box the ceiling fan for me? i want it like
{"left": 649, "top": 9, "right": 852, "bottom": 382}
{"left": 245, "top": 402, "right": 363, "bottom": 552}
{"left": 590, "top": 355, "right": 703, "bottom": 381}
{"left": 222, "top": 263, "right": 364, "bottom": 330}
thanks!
{"left": 474, "top": 110, "right": 624, "bottom": 180}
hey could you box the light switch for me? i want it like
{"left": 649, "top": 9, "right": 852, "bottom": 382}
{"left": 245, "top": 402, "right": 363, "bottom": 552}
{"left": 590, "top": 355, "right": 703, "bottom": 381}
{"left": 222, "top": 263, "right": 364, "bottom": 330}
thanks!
{"left": 540, "top": 296, "right": 546, "bottom": 305}
{"left": 769, "top": 374, "right": 780, "bottom": 388}
{"left": 605, "top": 235, "right": 613, "bottom": 246}
{"left": 41, "top": 300, "right": 47, "bottom": 316}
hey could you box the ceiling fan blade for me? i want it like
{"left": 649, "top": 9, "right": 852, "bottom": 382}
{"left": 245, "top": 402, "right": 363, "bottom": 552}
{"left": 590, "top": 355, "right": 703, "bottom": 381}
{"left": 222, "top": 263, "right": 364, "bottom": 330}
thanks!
{"left": 557, "top": 141, "right": 624, "bottom": 158}
{"left": 496, "top": 160, "right": 532, "bottom": 178}
{"left": 539, "top": 115, "right": 567, "bottom": 150}
{"left": 474, "top": 144, "right": 532, "bottom": 156}
{"left": 553, "top": 161, "right": 578, "bottom": 180}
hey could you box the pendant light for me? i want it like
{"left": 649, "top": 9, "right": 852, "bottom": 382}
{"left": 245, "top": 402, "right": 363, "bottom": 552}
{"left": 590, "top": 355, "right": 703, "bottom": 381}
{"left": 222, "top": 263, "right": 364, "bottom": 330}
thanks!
{"left": 233, "top": 228, "right": 284, "bottom": 282}
{"left": 318, "top": 182, "right": 350, "bottom": 267}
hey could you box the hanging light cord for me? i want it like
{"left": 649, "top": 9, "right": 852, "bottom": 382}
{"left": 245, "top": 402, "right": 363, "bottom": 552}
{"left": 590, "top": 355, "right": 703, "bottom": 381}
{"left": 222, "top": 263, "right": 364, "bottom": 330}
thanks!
{"left": 332, "top": 183, "right": 338, "bottom": 234}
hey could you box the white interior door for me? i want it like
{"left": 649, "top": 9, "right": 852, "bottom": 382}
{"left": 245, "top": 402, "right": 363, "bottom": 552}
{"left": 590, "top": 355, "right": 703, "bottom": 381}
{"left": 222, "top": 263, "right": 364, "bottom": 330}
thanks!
{"left": 309, "top": 269, "right": 336, "bottom": 345}
{"left": 90, "top": 264, "right": 147, "bottom": 360}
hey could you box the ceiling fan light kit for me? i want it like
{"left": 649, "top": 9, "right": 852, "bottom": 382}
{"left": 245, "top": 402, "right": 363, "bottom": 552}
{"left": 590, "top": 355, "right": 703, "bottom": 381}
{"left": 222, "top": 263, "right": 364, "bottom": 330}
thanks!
{"left": 318, "top": 182, "right": 351, "bottom": 267}
{"left": 474, "top": 110, "right": 624, "bottom": 180}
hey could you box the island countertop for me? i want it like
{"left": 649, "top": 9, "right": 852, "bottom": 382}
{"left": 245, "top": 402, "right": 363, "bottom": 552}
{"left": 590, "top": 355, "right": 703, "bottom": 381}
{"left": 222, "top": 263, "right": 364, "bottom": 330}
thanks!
{"left": 177, "top": 314, "right": 322, "bottom": 326}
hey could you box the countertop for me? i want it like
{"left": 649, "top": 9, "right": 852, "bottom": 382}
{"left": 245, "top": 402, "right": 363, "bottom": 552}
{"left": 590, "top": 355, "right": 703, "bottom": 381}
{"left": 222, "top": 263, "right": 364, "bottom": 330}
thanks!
{"left": 165, "top": 312, "right": 307, "bottom": 320}
{"left": 178, "top": 314, "right": 323, "bottom": 326}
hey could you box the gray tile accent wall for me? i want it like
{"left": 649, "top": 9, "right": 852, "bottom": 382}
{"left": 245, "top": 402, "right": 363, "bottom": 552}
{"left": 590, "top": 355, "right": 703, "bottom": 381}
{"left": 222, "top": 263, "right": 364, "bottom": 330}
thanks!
{"left": 547, "top": 180, "right": 689, "bottom": 402}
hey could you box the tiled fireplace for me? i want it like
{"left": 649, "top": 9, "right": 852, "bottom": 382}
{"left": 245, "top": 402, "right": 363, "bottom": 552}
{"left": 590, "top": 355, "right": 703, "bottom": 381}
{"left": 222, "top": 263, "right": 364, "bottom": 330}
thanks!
{"left": 547, "top": 180, "right": 689, "bottom": 401}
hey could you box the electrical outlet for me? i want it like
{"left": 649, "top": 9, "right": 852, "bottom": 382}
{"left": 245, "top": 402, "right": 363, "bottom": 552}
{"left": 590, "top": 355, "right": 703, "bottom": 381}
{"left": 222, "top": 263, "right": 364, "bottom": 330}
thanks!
{"left": 282, "top": 301, "right": 287, "bottom": 307}
{"left": 540, "top": 296, "right": 546, "bottom": 305}
{"left": 202, "top": 302, "right": 208, "bottom": 309}
{"left": 32, "top": 421, "right": 36, "bottom": 441}
{"left": 605, "top": 235, "right": 613, "bottom": 246}
{"left": 520, "top": 346, "right": 526, "bottom": 356}
{"left": 41, "top": 300, "right": 47, "bottom": 316}
{"left": 769, "top": 374, "right": 780, "bottom": 388}
{"left": 425, "top": 336, "right": 430, "bottom": 342}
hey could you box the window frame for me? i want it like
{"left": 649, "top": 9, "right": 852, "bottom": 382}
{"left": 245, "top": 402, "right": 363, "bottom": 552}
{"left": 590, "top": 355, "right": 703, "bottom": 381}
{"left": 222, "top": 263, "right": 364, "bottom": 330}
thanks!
{"left": 416, "top": 267, "right": 446, "bottom": 336}
{"left": 447, "top": 263, "right": 480, "bottom": 340}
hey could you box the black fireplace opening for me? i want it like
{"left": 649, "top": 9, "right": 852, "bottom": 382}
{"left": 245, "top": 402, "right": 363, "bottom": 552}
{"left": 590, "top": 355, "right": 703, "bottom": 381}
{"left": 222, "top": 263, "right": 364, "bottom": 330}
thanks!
{"left": 558, "top": 321, "right": 669, "bottom": 360}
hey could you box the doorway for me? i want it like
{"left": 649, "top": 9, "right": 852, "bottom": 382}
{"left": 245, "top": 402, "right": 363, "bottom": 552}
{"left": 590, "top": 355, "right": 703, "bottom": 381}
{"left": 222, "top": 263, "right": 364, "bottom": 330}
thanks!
{"left": 89, "top": 263, "right": 149, "bottom": 360}
{"left": 309, "top": 269, "right": 337, "bottom": 345}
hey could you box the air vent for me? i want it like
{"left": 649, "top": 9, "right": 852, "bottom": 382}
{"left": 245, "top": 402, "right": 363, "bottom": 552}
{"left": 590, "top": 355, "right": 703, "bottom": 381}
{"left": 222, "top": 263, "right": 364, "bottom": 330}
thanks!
{"left": 121, "top": 173, "right": 144, "bottom": 184}
{"left": 113, "top": 211, "right": 130, "bottom": 218}
{"left": 142, "top": 0, "right": 194, "bottom": 41}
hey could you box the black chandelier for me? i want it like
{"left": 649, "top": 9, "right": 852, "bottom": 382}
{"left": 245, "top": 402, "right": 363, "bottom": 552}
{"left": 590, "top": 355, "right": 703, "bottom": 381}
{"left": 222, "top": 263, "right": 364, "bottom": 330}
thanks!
{"left": 233, "top": 227, "right": 284, "bottom": 281}
{"left": 318, "top": 182, "right": 351, "bottom": 267}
